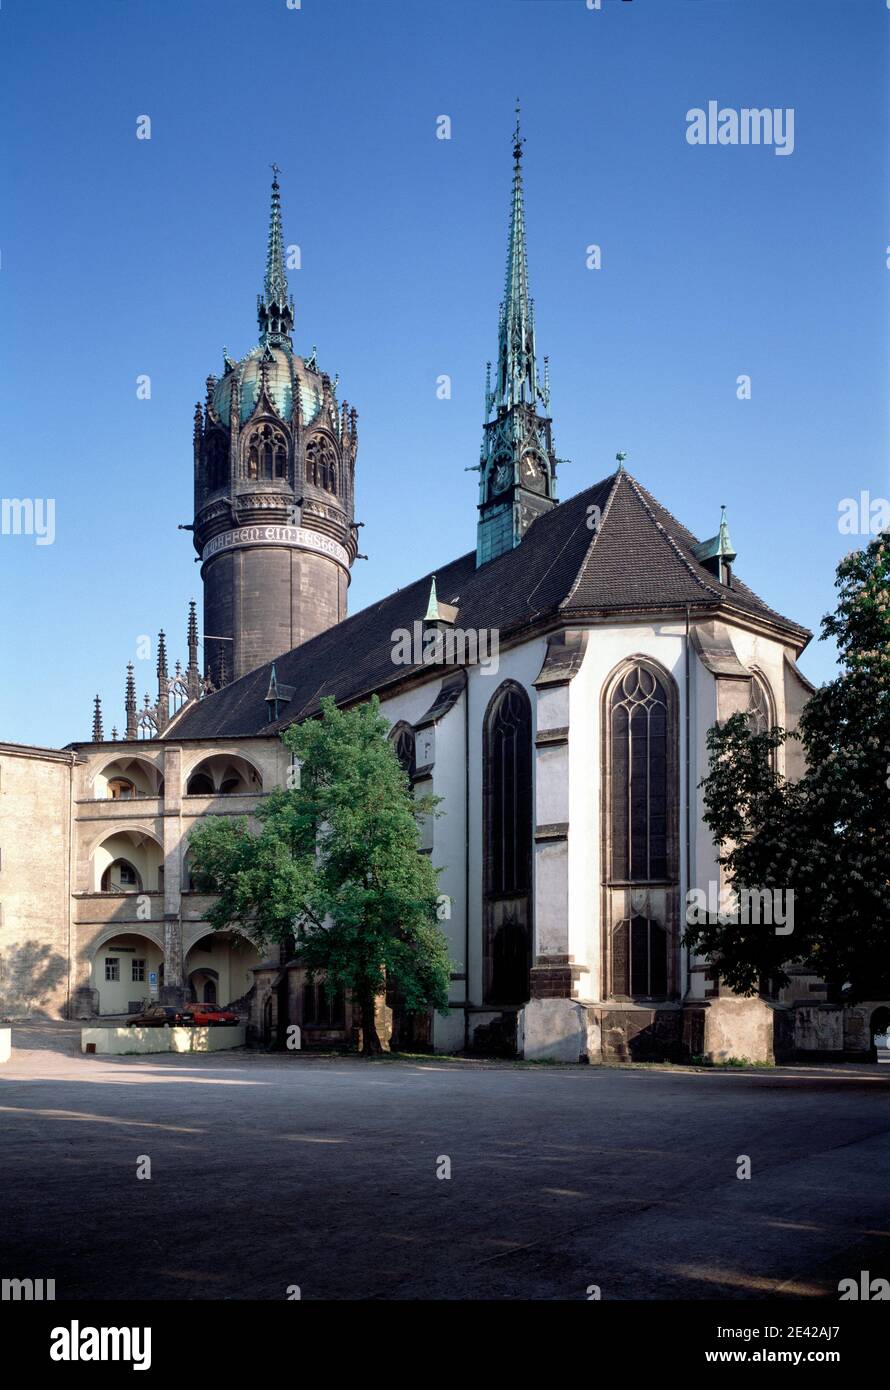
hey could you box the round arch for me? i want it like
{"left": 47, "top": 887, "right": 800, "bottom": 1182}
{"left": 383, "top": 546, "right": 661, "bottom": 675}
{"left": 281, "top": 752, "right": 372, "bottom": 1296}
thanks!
{"left": 90, "top": 755, "right": 164, "bottom": 800}
{"left": 89, "top": 827, "right": 165, "bottom": 895}
{"left": 184, "top": 931, "right": 262, "bottom": 1007}
{"left": 183, "top": 752, "right": 264, "bottom": 796}
{"left": 88, "top": 930, "right": 165, "bottom": 1017}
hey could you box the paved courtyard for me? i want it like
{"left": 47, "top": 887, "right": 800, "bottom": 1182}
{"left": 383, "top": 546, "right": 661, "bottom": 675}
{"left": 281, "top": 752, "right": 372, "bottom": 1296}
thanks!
{"left": 0, "top": 1022, "right": 888, "bottom": 1301}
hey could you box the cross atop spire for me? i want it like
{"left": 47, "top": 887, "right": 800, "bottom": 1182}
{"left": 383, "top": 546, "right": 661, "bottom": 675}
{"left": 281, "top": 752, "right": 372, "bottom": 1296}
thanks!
{"left": 258, "top": 169, "right": 294, "bottom": 346}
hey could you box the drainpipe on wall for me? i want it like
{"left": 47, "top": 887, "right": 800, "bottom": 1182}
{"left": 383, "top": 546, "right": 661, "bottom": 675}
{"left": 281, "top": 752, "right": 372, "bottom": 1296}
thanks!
{"left": 66, "top": 751, "right": 76, "bottom": 1020}
{"left": 463, "top": 677, "right": 471, "bottom": 1053}
{"left": 684, "top": 605, "right": 692, "bottom": 1002}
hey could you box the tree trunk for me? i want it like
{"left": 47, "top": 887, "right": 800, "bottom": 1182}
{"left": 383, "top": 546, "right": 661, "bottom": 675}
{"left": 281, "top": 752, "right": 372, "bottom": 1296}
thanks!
{"left": 360, "top": 989, "right": 383, "bottom": 1056}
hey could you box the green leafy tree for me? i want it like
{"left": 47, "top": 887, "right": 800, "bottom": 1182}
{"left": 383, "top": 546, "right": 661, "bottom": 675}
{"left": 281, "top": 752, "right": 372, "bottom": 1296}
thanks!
{"left": 687, "top": 532, "right": 890, "bottom": 999}
{"left": 187, "top": 696, "right": 451, "bottom": 1053}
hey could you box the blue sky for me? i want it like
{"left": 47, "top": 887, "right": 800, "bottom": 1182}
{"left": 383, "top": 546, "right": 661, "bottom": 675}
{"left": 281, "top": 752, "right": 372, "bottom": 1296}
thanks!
{"left": 1, "top": 0, "right": 887, "bottom": 747}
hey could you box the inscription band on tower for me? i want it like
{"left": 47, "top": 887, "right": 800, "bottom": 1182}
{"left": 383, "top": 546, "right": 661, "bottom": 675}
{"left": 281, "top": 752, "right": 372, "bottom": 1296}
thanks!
{"left": 201, "top": 524, "right": 350, "bottom": 571}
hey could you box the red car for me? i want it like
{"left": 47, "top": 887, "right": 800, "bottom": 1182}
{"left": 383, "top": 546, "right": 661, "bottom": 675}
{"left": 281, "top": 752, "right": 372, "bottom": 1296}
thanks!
{"left": 183, "top": 1003, "right": 239, "bottom": 1026}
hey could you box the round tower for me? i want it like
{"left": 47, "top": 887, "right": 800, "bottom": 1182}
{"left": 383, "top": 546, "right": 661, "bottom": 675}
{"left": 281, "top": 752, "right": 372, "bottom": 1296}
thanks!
{"left": 192, "top": 171, "right": 358, "bottom": 686}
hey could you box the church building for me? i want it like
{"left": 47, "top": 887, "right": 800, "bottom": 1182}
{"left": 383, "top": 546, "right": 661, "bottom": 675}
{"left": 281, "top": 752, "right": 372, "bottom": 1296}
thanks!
{"left": 1, "top": 124, "right": 883, "bottom": 1064}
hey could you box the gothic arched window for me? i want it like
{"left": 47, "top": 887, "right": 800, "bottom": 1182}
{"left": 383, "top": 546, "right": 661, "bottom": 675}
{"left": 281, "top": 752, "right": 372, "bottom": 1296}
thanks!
{"left": 747, "top": 671, "right": 773, "bottom": 737}
{"left": 609, "top": 664, "right": 668, "bottom": 882}
{"left": 101, "top": 858, "right": 142, "bottom": 893}
{"left": 483, "top": 682, "right": 533, "bottom": 1005}
{"left": 611, "top": 916, "right": 667, "bottom": 999}
{"left": 305, "top": 435, "right": 338, "bottom": 496}
{"left": 390, "top": 723, "right": 416, "bottom": 779}
{"left": 602, "top": 660, "right": 677, "bottom": 1006}
{"left": 243, "top": 424, "right": 287, "bottom": 481}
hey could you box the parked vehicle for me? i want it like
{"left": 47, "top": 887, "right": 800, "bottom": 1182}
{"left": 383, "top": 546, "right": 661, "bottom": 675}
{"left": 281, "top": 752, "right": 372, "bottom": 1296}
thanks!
{"left": 127, "top": 1004, "right": 188, "bottom": 1028}
{"left": 183, "top": 1003, "right": 240, "bottom": 1027}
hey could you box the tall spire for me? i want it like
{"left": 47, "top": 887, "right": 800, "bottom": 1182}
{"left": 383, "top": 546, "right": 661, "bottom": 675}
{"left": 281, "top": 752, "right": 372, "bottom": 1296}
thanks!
{"left": 476, "top": 106, "right": 558, "bottom": 568}
{"left": 494, "top": 101, "right": 539, "bottom": 413}
{"left": 92, "top": 695, "right": 104, "bottom": 743}
{"left": 257, "top": 166, "right": 294, "bottom": 346}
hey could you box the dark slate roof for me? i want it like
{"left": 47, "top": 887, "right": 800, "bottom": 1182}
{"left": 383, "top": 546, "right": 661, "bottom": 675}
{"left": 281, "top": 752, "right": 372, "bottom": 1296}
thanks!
{"left": 167, "top": 468, "right": 810, "bottom": 740}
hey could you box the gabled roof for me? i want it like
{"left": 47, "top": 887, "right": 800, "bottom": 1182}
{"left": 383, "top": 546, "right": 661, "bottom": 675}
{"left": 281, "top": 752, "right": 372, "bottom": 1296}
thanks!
{"left": 167, "top": 468, "right": 810, "bottom": 741}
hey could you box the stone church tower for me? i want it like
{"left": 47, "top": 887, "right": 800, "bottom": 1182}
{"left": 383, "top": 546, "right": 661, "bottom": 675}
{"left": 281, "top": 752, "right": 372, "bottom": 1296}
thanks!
{"left": 192, "top": 172, "right": 359, "bottom": 686}
{"left": 476, "top": 112, "right": 559, "bottom": 567}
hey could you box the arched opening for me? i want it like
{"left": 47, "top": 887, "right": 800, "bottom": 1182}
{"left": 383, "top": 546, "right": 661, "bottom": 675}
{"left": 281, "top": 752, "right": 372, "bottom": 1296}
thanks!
{"left": 602, "top": 659, "right": 678, "bottom": 1003}
{"left": 100, "top": 858, "right": 142, "bottom": 893}
{"left": 90, "top": 932, "right": 164, "bottom": 1017}
{"left": 93, "top": 829, "right": 164, "bottom": 894}
{"left": 185, "top": 754, "right": 263, "bottom": 796}
{"left": 185, "top": 931, "right": 261, "bottom": 1007}
{"left": 186, "top": 772, "right": 214, "bottom": 795}
{"left": 305, "top": 434, "right": 339, "bottom": 496}
{"left": 107, "top": 777, "right": 136, "bottom": 801}
{"left": 94, "top": 757, "right": 163, "bottom": 800}
{"left": 243, "top": 423, "right": 287, "bottom": 482}
{"left": 483, "top": 682, "right": 533, "bottom": 1006}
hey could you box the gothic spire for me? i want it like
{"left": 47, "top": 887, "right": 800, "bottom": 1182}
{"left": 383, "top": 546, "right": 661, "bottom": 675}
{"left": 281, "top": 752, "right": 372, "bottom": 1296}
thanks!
{"left": 125, "top": 663, "right": 137, "bottom": 740}
{"left": 156, "top": 630, "right": 169, "bottom": 732}
{"left": 156, "top": 630, "right": 168, "bottom": 681}
{"left": 257, "top": 167, "right": 294, "bottom": 346}
{"left": 186, "top": 599, "right": 202, "bottom": 699}
{"left": 494, "top": 102, "right": 539, "bottom": 413}
{"left": 476, "top": 107, "right": 558, "bottom": 568}
{"left": 92, "top": 695, "right": 104, "bottom": 743}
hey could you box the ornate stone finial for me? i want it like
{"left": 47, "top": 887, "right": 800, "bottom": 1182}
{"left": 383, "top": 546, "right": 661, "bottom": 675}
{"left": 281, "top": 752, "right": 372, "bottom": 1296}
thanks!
{"left": 186, "top": 598, "right": 202, "bottom": 699}
{"left": 125, "top": 662, "right": 137, "bottom": 741}
{"left": 111, "top": 726, "right": 118, "bottom": 741}
{"left": 91, "top": 695, "right": 104, "bottom": 743}
{"left": 258, "top": 168, "right": 294, "bottom": 346}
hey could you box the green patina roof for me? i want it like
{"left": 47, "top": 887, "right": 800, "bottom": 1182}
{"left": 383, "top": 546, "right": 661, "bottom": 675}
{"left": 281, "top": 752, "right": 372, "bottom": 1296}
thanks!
{"left": 212, "top": 343, "right": 330, "bottom": 429}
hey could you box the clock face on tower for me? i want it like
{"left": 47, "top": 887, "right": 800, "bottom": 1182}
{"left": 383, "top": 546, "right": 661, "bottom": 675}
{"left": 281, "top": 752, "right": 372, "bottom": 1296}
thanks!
{"left": 492, "top": 458, "right": 513, "bottom": 496}
{"left": 520, "top": 451, "right": 545, "bottom": 495}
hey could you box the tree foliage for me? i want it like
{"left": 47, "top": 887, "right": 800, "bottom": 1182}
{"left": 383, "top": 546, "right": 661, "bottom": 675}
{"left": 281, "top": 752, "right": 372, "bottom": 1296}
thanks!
{"left": 187, "top": 696, "right": 451, "bottom": 1052}
{"left": 687, "top": 532, "right": 890, "bottom": 999}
